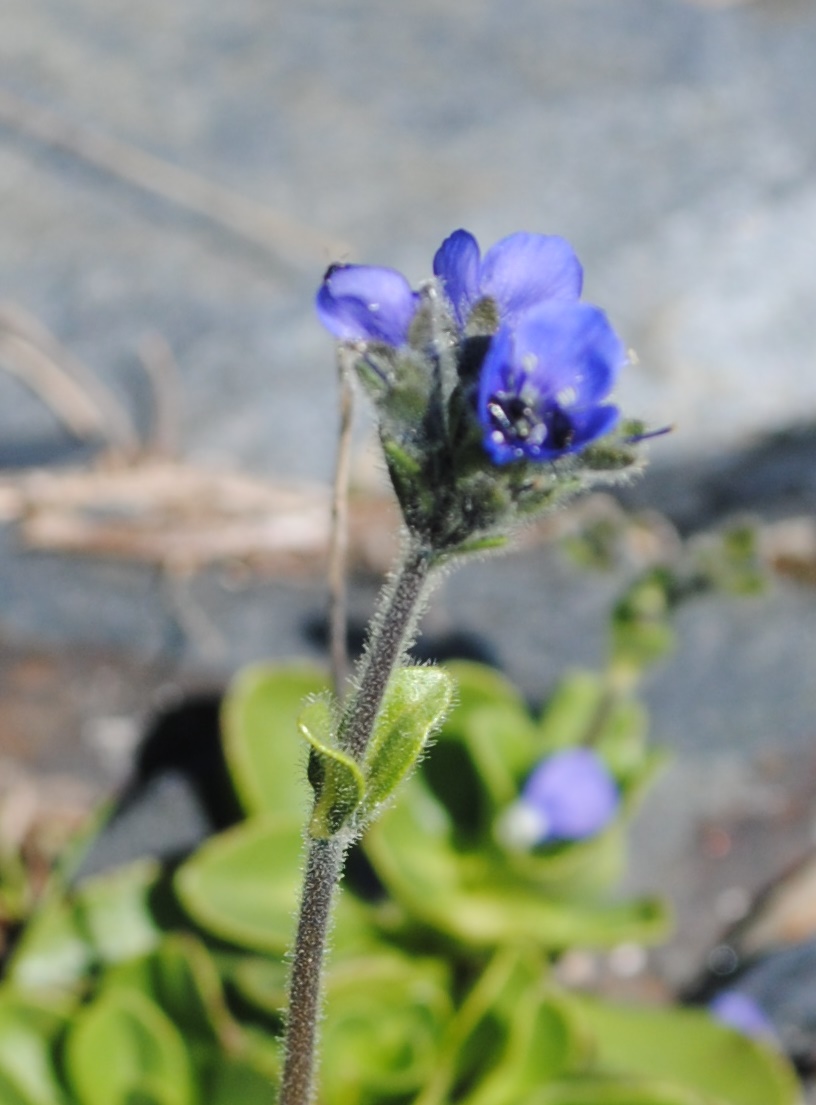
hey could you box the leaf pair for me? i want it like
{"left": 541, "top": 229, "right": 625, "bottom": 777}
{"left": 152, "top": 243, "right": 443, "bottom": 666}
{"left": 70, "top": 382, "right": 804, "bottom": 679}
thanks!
{"left": 300, "top": 666, "right": 455, "bottom": 840}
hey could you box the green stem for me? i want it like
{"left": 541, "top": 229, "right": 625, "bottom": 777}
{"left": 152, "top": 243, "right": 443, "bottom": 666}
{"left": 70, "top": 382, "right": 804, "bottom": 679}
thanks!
{"left": 341, "top": 539, "right": 433, "bottom": 760}
{"left": 279, "top": 541, "right": 435, "bottom": 1105}
{"left": 279, "top": 838, "right": 344, "bottom": 1105}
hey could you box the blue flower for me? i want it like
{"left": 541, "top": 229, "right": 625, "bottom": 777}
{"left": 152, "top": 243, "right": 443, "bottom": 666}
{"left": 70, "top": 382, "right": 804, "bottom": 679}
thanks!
{"left": 316, "top": 263, "right": 420, "bottom": 346}
{"left": 499, "top": 748, "right": 619, "bottom": 849}
{"left": 709, "top": 991, "right": 777, "bottom": 1042}
{"left": 433, "top": 229, "right": 583, "bottom": 329}
{"left": 477, "top": 302, "right": 624, "bottom": 464}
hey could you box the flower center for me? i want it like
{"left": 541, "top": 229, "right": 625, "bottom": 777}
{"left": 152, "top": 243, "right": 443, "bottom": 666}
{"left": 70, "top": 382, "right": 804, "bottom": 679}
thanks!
{"left": 486, "top": 389, "right": 575, "bottom": 456}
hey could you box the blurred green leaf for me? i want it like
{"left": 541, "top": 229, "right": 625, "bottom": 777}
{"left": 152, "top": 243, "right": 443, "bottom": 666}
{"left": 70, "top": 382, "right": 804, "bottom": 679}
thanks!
{"left": 610, "top": 572, "right": 676, "bottom": 677}
{"left": 174, "top": 816, "right": 303, "bottom": 953}
{"left": 592, "top": 696, "right": 649, "bottom": 779}
{"left": 321, "top": 953, "right": 452, "bottom": 1105}
{"left": 6, "top": 895, "right": 92, "bottom": 991}
{"left": 366, "top": 779, "right": 669, "bottom": 950}
{"left": 530, "top": 1077, "right": 709, "bottom": 1104}
{"left": 206, "top": 1055, "right": 277, "bottom": 1105}
{"left": 695, "top": 524, "right": 765, "bottom": 597}
{"left": 228, "top": 956, "right": 288, "bottom": 1021}
{"left": 76, "top": 859, "right": 165, "bottom": 966}
{"left": 65, "top": 989, "right": 194, "bottom": 1105}
{"left": 222, "top": 663, "right": 329, "bottom": 818}
{"left": 151, "top": 934, "right": 244, "bottom": 1054}
{"left": 568, "top": 997, "right": 799, "bottom": 1105}
{"left": 0, "top": 993, "right": 72, "bottom": 1105}
{"left": 536, "top": 672, "right": 607, "bottom": 754}
{"left": 298, "top": 699, "right": 364, "bottom": 839}
{"left": 463, "top": 992, "right": 585, "bottom": 1105}
{"left": 361, "top": 666, "right": 455, "bottom": 819}
{"left": 427, "top": 661, "right": 535, "bottom": 819}
{"left": 442, "top": 661, "right": 529, "bottom": 725}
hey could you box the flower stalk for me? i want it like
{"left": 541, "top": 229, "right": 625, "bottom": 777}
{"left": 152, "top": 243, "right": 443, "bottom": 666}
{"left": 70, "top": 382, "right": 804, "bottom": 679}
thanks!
{"left": 280, "top": 539, "right": 435, "bottom": 1105}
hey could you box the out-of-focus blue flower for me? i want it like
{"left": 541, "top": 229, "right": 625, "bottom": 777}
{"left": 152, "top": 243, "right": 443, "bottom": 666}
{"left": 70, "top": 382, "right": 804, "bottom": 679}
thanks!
{"left": 498, "top": 748, "right": 619, "bottom": 849}
{"left": 433, "top": 229, "right": 583, "bottom": 329}
{"left": 477, "top": 302, "right": 624, "bottom": 464}
{"left": 709, "top": 991, "right": 777, "bottom": 1042}
{"left": 316, "top": 263, "right": 420, "bottom": 345}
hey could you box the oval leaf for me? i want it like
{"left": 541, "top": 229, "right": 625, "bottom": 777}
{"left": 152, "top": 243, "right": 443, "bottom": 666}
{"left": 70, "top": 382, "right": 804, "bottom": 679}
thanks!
{"left": 361, "top": 666, "right": 455, "bottom": 819}
{"left": 6, "top": 896, "right": 92, "bottom": 990}
{"left": 0, "top": 994, "right": 72, "bottom": 1105}
{"left": 569, "top": 997, "right": 799, "bottom": 1105}
{"left": 65, "top": 989, "right": 194, "bottom": 1105}
{"left": 222, "top": 664, "right": 329, "bottom": 818}
{"left": 175, "top": 816, "right": 303, "bottom": 952}
{"left": 76, "top": 859, "right": 165, "bottom": 966}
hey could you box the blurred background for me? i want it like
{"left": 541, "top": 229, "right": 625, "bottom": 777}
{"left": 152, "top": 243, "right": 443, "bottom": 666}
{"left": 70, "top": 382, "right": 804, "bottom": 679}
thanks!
{"left": 1, "top": 0, "right": 816, "bottom": 1005}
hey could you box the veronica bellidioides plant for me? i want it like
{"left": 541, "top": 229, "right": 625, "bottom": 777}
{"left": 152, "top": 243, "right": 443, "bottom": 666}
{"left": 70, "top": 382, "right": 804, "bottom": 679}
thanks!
{"left": 281, "top": 228, "right": 649, "bottom": 1105}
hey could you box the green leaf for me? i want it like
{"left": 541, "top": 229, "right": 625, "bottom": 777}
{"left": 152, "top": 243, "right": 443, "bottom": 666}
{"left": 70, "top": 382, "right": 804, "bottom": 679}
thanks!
{"left": 366, "top": 779, "right": 669, "bottom": 950}
{"left": 65, "top": 989, "right": 194, "bottom": 1105}
{"left": 228, "top": 956, "right": 289, "bottom": 1021}
{"left": 536, "top": 672, "right": 606, "bottom": 753}
{"left": 530, "top": 1076, "right": 709, "bottom": 1104}
{"left": 426, "top": 661, "right": 535, "bottom": 817}
{"left": 75, "top": 860, "right": 165, "bottom": 965}
{"left": 150, "top": 935, "right": 243, "bottom": 1052}
{"left": 442, "top": 661, "right": 528, "bottom": 723}
{"left": 298, "top": 699, "right": 365, "bottom": 838}
{"left": 463, "top": 993, "right": 584, "bottom": 1105}
{"left": 0, "top": 993, "right": 72, "bottom": 1105}
{"left": 222, "top": 663, "right": 329, "bottom": 818}
{"left": 610, "top": 573, "right": 676, "bottom": 677}
{"left": 593, "top": 696, "right": 649, "bottom": 779}
{"left": 568, "top": 997, "right": 799, "bottom": 1105}
{"left": 361, "top": 666, "right": 455, "bottom": 819}
{"left": 321, "top": 953, "right": 452, "bottom": 1105}
{"left": 455, "top": 703, "right": 538, "bottom": 807}
{"left": 206, "top": 1056, "right": 277, "bottom": 1105}
{"left": 0, "top": 1069, "right": 44, "bottom": 1105}
{"left": 174, "top": 816, "right": 303, "bottom": 953}
{"left": 382, "top": 438, "right": 422, "bottom": 479}
{"left": 6, "top": 896, "right": 92, "bottom": 990}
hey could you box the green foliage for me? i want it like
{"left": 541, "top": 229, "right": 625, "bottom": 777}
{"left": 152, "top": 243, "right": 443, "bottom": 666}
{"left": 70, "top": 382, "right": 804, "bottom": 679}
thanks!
{"left": 0, "top": 559, "right": 797, "bottom": 1105}
{"left": 222, "top": 663, "right": 329, "bottom": 817}
{"left": 299, "top": 699, "right": 366, "bottom": 839}
{"left": 360, "top": 666, "right": 455, "bottom": 820}
{"left": 65, "top": 989, "right": 195, "bottom": 1105}
{"left": 175, "top": 816, "right": 305, "bottom": 952}
{"left": 564, "top": 997, "right": 799, "bottom": 1105}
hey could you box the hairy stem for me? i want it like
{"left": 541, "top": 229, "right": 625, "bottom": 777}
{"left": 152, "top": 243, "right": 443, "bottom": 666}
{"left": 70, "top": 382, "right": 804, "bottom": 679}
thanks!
{"left": 341, "top": 540, "right": 433, "bottom": 760}
{"left": 280, "top": 541, "right": 434, "bottom": 1105}
{"left": 279, "top": 837, "right": 344, "bottom": 1105}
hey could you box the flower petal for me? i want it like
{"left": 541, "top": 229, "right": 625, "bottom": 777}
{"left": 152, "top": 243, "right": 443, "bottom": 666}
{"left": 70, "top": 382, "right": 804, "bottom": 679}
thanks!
{"left": 316, "top": 264, "right": 418, "bottom": 345}
{"left": 477, "top": 305, "right": 623, "bottom": 464}
{"left": 521, "top": 748, "right": 618, "bottom": 842}
{"left": 710, "top": 992, "right": 777, "bottom": 1041}
{"left": 512, "top": 302, "right": 625, "bottom": 405}
{"left": 565, "top": 403, "right": 620, "bottom": 449}
{"left": 479, "top": 233, "right": 583, "bottom": 322}
{"left": 433, "top": 229, "right": 481, "bottom": 327}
